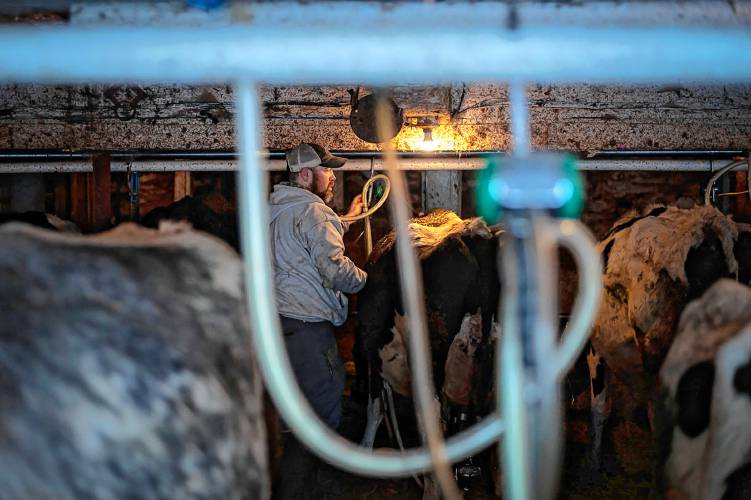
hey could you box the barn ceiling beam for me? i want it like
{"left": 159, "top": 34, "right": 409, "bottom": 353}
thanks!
{"left": 0, "top": 2, "right": 750, "bottom": 84}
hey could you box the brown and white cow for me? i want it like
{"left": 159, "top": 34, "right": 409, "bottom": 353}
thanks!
{"left": 583, "top": 204, "right": 740, "bottom": 484}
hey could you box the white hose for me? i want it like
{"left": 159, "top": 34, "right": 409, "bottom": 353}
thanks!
{"left": 553, "top": 219, "right": 603, "bottom": 378}
{"left": 339, "top": 174, "right": 391, "bottom": 223}
{"left": 341, "top": 173, "right": 390, "bottom": 257}
{"left": 499, "top": 216, "right": 602, "bottom": 500}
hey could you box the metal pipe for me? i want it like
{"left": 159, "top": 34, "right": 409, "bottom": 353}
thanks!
{"left": 498, "top": 214, "right": 602, "bottom": 500}
{"left": 704, "top": 160, "right": 749, "bottom": 206}
{"left": 0, "top": 149, "right": 744, "bottom": 162}
{"left": 510, "top": 82, "right": 530, "bottom": 158}
{"left": 499, "top": 226, "right": 531, "bottom": 500}
{"left": 0, "top": 23, "right": 751, "bottom": 84}
{"left": 502, "top": 81, "right": 534, "bottom": 500}
{"left": 530, "top": 217, "right": 565, "bottom": 500}
{"left": 500, "top": 84, "right": 604, "bottom": 499}
{"left": 2, "top": 158, "right": 746, "bottom": 173}
{"left": 589, "top": 150, "right": 747, "bottom": 159}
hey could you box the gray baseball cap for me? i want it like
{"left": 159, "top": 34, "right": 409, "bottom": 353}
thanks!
{"left": 285, "top": 143, "right": 346, "bottom": 173}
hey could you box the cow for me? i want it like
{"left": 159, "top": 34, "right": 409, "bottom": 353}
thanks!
{"left": 358, "top": 209, "right": 500, "bottom": 404}
{"left": 356, "top": 209, "right": 501, "bottom": 495}
{"left": 734, "top": 223, "right": 751, "bottom": 286}
{"left": 582, "top": 204, "right": 739, "bottom": 484}
{"left": 0, "top": 222, "right": 267, "bottom": 500}
{"left": 0, "top": 210, "right": 80, "bottom": 232}
{"left": 658, "top": 279, "right": 751, "bottom": 500}
{"left": 141, "top": 194, "right": 238, "bottom": 251}
{"left": 593, "top": 204, "right": 737, "bottom": 389}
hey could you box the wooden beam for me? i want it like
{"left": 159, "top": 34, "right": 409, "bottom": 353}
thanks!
{"left": 52, "top": 173, "right": 68, "bottom": 218}
{"left": 422, "top": 170, "right": 462, "bottom": 215}
{"left": 91, "top": 153, "right": 112, "bottom": 231}
{"left": 69, "top": 153, "right": 111, "bottom": 232}
{"left": 173, "top": 171, "right": 192, "bottom": 201}
{"left": 1, "top": 84, "right": 749, "bottom": 153}
{"left": 69, "top": 171, "right": 89, "bottom": 230}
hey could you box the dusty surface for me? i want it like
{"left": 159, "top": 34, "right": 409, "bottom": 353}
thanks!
{"left": 1, "top": 84, "right": 749, "bottom": 152}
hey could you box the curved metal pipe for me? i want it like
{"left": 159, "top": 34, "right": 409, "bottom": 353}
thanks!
{"left": 704, "top": 160, "right": 749, "bottom": 206}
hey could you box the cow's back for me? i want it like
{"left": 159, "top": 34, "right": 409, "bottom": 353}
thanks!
{"left": 0, "top": 222, "right": 267, "bottom": 500}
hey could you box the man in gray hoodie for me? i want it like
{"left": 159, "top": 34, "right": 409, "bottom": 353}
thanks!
{"left": 270, "top": 143, "right": 366, "bottom": 499}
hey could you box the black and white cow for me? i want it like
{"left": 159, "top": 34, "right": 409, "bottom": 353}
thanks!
{"left": 734, "top": 223, "right": 751, "bottom": 287}
{"left": 357, "top": 209, "right": 501, "bottom": 416}
{"left": 141, "top": 195, "right": 239, "bottom": 251}
{"left": 0, "top": 222, "right": 267, "bottom": 500}
{"left": 355, "top": 209, "right": 502, "bottom": 498}
{"left": 593, "top": 204, "right": 738, "bottom": 391}
{"left": 658, "top": 279, "right": 751, "bottom": 500}
{"left": 0, "top": 210, "right": 80, "bottom": 232}
{"left": 584, "top": 204, "right": 740, "bottom": 480}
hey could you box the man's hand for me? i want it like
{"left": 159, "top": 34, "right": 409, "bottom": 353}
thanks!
{"left": 345, "top": 194, "right": 364, "bottom": 218}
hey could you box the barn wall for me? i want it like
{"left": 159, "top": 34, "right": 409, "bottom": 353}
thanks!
{"left": 1, "top": 84, "right": 749, "bottom": 153}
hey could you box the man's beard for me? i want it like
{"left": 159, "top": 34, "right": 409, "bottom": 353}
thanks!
{"left": 313, "top": 177, "right": 335, "bottom": 205}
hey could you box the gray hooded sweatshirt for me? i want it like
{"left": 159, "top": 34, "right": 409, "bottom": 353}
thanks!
{"left": 269, "top": 183, "right": 367, "bottom": 326}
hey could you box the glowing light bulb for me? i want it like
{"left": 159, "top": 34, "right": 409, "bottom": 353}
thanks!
{"left": 421, "top": 127, "right": 437, "bottom": 151}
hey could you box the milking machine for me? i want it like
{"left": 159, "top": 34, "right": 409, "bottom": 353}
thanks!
{"left": 472, "top": 83, "right": 602, "bottom": 500}
{"left": 477, "top": 152, "right": 601, "bottom": 499}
